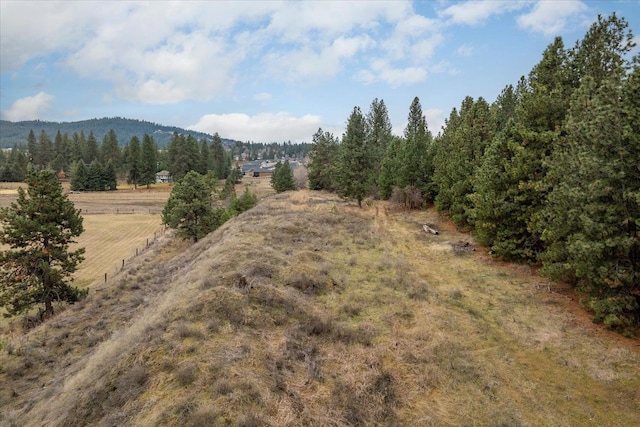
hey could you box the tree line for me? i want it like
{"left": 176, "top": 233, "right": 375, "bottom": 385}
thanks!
{"left": 0, "top": 129, "right": 235, "bottom": 188}
{"left": 307, "top": 14, "right": 639, "bottom": 334}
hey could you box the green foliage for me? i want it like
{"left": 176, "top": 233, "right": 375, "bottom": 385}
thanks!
{"left": 127, "top": 135, "right": 141, "bottom": 188}
{"left": 270, "top": 160, "right": 296, "bottom": 193}
{"left": 308, "top": 128, "right": 339, "bottom": 191}
{"left": 470, "top": 38, "right": 570, "bottom": 262}
{"left": 228, "top": 187, "right": 257, "bottom": 216}
{"left": 139, "top": 134, "right": 158, "bottom": 188}
{"left": 0, "top": 169, "right": 86, "bottom": 317}
{"left": 162, "top": 171, "right": 224, "bottom": 242}
{"left": 336, "top": 106, "right": 369, "bottom": 207}
{"left": 433, "top": 97, "right": 493, "bottom": 228}
{"left": 70, "top": 160, "right": 88, "bottom": 191}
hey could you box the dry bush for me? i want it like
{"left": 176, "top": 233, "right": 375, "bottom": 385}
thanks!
{"left": 175, "top": 363, "right": 198, "bottom": 386}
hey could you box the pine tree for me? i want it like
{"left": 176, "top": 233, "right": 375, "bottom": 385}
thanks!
{"left": 378, "top": 135, "right": 404, "bottom": 200}
{"left": 162, "top": 171, "right": 222, "bottom": 242}
{"left": 87, "top": 160, "right": 105, "bottom": 191}
{"left": 401, "top": 96, "right": 434, "bottom": 202}
{"left": 37, "top": 130, "right": 53, "bottom": 169}
{"left": 198, "top": 138, "right": 211, "bottom": 176}
{"left": 365, "top": 98, "right": 393, "bottom": 197}
{"left": 210, "top": 133, "right": 229, "bottom": 180}
{"left": 127, "top": 136, "right": 141, "bottom": 189}
{"left": 533, "top": 16, "right": 638, "bottom": 331}
{"left": 307, "top": 128, "right": 339, "bottom": 191}
{"left": 433, "top": 97, "right": 493, "bottom": 228}
{"left": 27, "top": 129, "right": 37, "bottom": 165}
{"left": 84, "top": 131, "right": 99, "bottom": 164}
{"left": 470, "top": 38, "right": 570, "bottom": 261}
{"left": 101, "top": 129, "right": 121, "bottom": 171}
{"left": 271, "top": 160, "right": 296, "bottom": 193}
{"left": 336, "top": 106, "right": 369, "bottom": 207}
{"left": 139, "top": 134, "right": 158, "bottom": 189}
{"left": 104, "top": 160, "right": 118, "bottom": 191}
{"left": 0, "top": 169, "right": 86, "bottom": 318}
{"left": 70, "top": 160, "right": 88, "bottom": 192}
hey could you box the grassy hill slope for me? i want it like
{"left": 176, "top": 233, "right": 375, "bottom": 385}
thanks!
{"left": 1, "top": 191, "right": 638, "bottom": 426}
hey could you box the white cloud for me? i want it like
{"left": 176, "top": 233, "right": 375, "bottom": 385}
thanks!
{"left": 254, "top": 92, "right": 272, "bottom": 102}
{"left": 457, "top": 44, "right": 474, "bottom": 57}
{"left": 440, "top": 0, "right": 529, "bottom": 26}
{"left": 264, "top": 34, "right": 375, "bottom": 82}
{"left": 517, "top": 0, "right": 588, "bottom": 37}
{"left": 189, "top": 112, "right": 322, "bottom": 143}
{"left": 1, "top": 92, "right": 54, "bottom": 121}
{"left": 357, "top": 60, "right": 427, "bottom": 86}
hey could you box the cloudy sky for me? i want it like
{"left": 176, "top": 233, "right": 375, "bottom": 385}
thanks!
{"left": 1, "top": 1, "right": 638, "bottom": 142}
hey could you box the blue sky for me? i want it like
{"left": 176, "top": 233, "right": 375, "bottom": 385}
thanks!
{"left": 1, "top": 1, "right": 638, "bottom": 143}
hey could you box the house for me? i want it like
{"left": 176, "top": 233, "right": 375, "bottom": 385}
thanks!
{"left": 239, "top": 159, "right": 299, "bottom": 179}
{"left": 155, "top": 170, "right": 172, "bottom": 183}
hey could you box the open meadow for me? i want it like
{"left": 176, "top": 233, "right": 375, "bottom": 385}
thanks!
{"left": 1, "top": 187, "right": 638, "bottom": 426}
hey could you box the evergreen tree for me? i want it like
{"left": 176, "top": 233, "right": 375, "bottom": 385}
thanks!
{"left": 365, "top": 98, "right": 393, "bottom": 196}
{"left": 70, "top": 132, "right": 84, "bottom": 164}
{"left": 271, "top": 160, "right": 296, "bottom": 193}
{"left": 401, "top": 96, "right": 434, "bottom": 201}
{"left": 307, "top": 128, "right": 339, "bottom": 191}
{"left": 198, "top": 138, "right": 211, "bottom": 176}
{"left": 533, "top": 66, "right": 639, "bottom": 332}
{"left": 27, "top": 129, "right": 37, "bottom": 165}
{"left": 127, "top": 135, "right": 141, "bottom": 189}
{"left": 378, "top": 136, "right": 404, "bottom": 199}
{"left": 210, "top": 133, "right": 229, "bottom": 180}
{"left": 0, "top": 169, "right": 86, "bottom": 318}
{"left": 162, "top": 171, "right": 223, "bottom": 242}
{"left": 84, "top": 131, "right": 99, "bottom": 164}
{"left": 37, "top": 130, "right": 53, "bottom": 169}
{"left": 104, "top": 160, "right": 118, "bottom": 191}
{"left": 470, "top": 38, "right": 570, "bottom": 261}
{"left": 70, "top": 160, "right": 88, "bottom": 192}
{"left": 336, "top": 106, "right": 369, "bottom": 207}
{"left": 86, "top": 160, "right": 105, "bottom": 191}
{"left": 101, "top": 129, "right": 121, "bottom": 171}
{"left": 432, "top": 96, "right": 493, "bottom": 228}
{"left": 139, "top": 134, "right": 158, "bottom": 189}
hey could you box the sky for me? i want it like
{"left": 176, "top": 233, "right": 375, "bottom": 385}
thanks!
{"left": 1, "top": 1, "right": 638, "bottom": 143}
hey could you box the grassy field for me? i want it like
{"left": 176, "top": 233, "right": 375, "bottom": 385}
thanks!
{"left": 1, "top": 188, "right": 638, "bottom": 426}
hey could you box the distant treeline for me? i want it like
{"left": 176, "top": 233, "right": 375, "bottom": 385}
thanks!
{"left": 0, "top": 128, "right": 312, "bottom": 185}
{"left": 307, "top": 14, "right": 639, "bottom": 334}
{"left": 0, "top": 117, "right": 221, "bottom": 148}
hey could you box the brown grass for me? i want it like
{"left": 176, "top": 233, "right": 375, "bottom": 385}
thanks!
{"left": 0, "top": 188, "right": 639, "bottom": 427}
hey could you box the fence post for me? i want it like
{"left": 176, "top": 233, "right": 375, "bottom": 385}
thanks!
{"left": 104, "top": 273, "right": 107, "bottom": 283}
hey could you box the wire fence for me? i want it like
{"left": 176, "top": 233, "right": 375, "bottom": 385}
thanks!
{"left": 97, "top": 225, "right": 171, "bottom": 288}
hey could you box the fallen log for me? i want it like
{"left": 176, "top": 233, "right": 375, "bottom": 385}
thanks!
{"left": 422, "top": 224, "right": 439, "bottom": 235}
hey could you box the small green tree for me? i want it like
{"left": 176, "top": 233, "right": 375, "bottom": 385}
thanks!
{"left": 271, "top": 160, "right": 296, "bottom": 193}
{"left": 308, "top": 128, "right": 339, "bottom": 191}
{"left": 0, "top": 169, "right": 86, "bottom": 318}
{"left": 162, "top": 171, "right": 223, "bottom": 242}
{"left": 139, "top": 134, "right": 158, "bottom": 189}
{"left": 70, "top": 160, "right": 88, "bottom": 192}
{"left": 336, "top": 106, "right": 369, "bottom": 207}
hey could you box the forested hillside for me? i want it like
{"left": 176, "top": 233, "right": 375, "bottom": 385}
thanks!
{"left": 307, "top": 13, "right": 639, "bottom": 334}
{"left": 0, "top": 117, "right": 226, "bottom": 148}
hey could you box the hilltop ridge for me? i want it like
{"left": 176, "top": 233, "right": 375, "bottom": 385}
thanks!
{"left": 1, "top": 191, "right": 638, "bottom": 426}
{"left": 0, "top": 117, "right": 238, "bottom": 148}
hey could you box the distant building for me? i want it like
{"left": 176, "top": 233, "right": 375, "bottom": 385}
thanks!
{"left": 239, "top": 159, "right": 298, "bottom": 179}
{"left": 155, "top": 170, "right": 172, "bottom": 183}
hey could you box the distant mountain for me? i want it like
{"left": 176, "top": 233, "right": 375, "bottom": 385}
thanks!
{"left": 0, "top": 117, "right": 237, "bottom": 148}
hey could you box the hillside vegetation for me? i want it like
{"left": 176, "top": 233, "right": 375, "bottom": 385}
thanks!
{"left": 1, "top": 191, "right": 638, "bottom": 426}
{"left": 0, "top": 117, "right": 224, "bottom": 148}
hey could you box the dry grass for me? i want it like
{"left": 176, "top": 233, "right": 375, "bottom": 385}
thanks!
{"left": 0, "top": 188, "right": 639, "bottom": 427}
